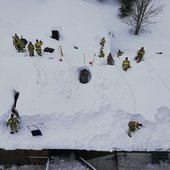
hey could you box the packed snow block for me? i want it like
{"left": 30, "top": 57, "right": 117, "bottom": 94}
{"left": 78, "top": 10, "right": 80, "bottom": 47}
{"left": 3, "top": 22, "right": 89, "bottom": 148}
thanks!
{"left": 51, "top": 30, "right": 60, "bottom": 40}
{"left": 27, "top": 125, "right": 42, "bottom": 136}
{"left": 79, "top": 69, "right": 91, "bottom": 84}
{"left": 43, "top": 47, "right": 55, "bottom": 53}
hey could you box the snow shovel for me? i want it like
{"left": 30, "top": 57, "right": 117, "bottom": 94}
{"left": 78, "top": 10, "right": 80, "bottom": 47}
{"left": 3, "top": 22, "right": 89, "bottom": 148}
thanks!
{"left": 27, "top": 125, "right": 42, "bottom": 136}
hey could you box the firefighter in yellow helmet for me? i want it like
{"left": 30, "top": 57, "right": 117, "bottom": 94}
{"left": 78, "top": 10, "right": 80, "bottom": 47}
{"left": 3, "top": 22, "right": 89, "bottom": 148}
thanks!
{"left": 17, "top": 38, "right": 25, "bottom": 52}
{"left": 122, "top": 57, "right": 131, "bottom": 71}
{"left": 12, "top": 33, "right": 19, "bottom": 50}
{"left": 127, "top": 121, "right": 143, "bottom": 137}
{"left": 107, "top": 52, "right": 114, "bottom": 65}
{"left": 117, "top": 50, "right": 124, "bottom": 57}
{"left": 28, "top": 42, "right": 35, "bottom": 57}
{"left": 35, "top": 39, "right": 43, "bottom": 56}
{"left": 99, "top": 48, "right": 105, "bottom": 58}
{"left": 135, "top": 47, "right": 145, "bottom": 63}
{"left": 100, "top": 37, "right": 106, "bottom": 49}
{"left": 6, "top": 114, "right": 19, "bottom": 134}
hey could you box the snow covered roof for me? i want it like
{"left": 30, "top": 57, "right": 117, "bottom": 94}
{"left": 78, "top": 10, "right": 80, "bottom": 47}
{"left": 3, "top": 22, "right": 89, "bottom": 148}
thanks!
{"left": 0, "top": 0, "right": 170, "bottom": 151}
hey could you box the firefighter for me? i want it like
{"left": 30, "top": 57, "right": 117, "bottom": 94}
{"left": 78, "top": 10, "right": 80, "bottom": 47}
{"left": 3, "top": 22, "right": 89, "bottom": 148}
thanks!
{"left": 127, "top": 121, "right": 143, "bottom": 137}
{"left": 99, "top": 48, "right": 105, "bottom": 58}
{"left": 6, "top": 114, "right": 19, "bottom": 134}
{"left": 122, "top": 57, "right": 131, "bottom": 71}
{"left": 135, "top": 47, "right": 145, "bottom": 63}
{"left": 100, "top": 37, "right": 106, "bottom": 49}
{"left": 17, "top": 38, "right": 25, "bottom": 52}
{"left": 117, "top": 50, "right": 124, "bottom": 57}
{"left": 107, "top": 52, "right": 114, "bottom": 65}
{"left": 12, "top": 33, "right": 19, "bottom": 50}
{"left": 35, "top": 39, "right": 43, "bottom": 56}
{"left": 28, "top": 42, "right": 35, "bottom": 56}
{"left": 20, "top": 35, "right": 28, "bottom": 47}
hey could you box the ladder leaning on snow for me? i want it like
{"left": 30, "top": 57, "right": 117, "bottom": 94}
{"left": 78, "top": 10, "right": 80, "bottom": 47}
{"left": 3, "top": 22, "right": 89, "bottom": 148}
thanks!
{"left": 46, "top": 154, "right": 96, "bottom": 170}
{"left": 45, "top": 158, "right": 49, "bottom": 170}
{"left": 78, "top": 157, "right": 96, "bottom": 170}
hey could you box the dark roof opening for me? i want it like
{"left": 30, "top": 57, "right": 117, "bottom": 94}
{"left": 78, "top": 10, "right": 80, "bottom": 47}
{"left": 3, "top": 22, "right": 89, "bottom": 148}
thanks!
{"left": 78, "top": 67, "right": 91, "bottom": 84}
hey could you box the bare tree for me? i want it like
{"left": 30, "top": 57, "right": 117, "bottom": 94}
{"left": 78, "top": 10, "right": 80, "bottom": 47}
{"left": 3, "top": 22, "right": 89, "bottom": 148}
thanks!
{"left": 126, "top": 0, "right": 164, "bottom": 35}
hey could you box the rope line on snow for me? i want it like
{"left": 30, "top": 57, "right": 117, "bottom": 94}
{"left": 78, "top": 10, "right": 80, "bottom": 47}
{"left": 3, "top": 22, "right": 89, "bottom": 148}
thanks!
{"left": 99, "top": 4, "right": 169, "bottom": 114}
{"left": 144, "top": 62, "right": 170, "bottom": 91}
{"left": 108, "top": 31, "right": 136, "bottom": 113}
{"left": 114, "top": 64, "right": 136, "bottom": 114}
{"left": 97, "top": 3, "right": 136, "bottom": 114}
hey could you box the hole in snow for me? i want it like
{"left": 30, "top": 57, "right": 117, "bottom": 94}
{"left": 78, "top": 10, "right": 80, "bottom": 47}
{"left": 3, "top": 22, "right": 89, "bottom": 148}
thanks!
{"left": 78, "top": 67, "right": 91, "bottom": 84}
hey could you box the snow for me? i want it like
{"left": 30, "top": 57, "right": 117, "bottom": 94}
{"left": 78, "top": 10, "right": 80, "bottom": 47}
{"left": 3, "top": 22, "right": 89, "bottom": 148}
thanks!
{"left": 0, "top": 0, "right": 170, "bottom": 151}
{"left": 0, "top": 165, "right": 45, "bottom": 170}
{"left": 1, "top": 162, "right": 170, "bottom": 170}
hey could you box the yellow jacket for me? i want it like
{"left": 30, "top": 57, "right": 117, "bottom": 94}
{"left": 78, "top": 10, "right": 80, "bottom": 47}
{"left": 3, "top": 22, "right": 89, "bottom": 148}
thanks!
{"left": 122, "top": 60, "right": 130, "bottom": 69}
{"left": 128, "top": 121, "right": 141, "bottom": 131}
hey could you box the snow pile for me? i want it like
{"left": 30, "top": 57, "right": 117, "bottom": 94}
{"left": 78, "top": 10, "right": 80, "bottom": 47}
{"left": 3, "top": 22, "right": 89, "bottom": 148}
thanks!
{"left": 143, "top": 163, "right": 170, "bottom": 170}
{"left": 0, "top": 165, "right": 45, "bottom": 170}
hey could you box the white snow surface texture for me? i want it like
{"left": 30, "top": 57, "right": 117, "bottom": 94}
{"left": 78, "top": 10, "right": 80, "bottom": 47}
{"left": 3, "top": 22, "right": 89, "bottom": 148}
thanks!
{"left": 0, "top": 0, "right": 170, "bottom": 151}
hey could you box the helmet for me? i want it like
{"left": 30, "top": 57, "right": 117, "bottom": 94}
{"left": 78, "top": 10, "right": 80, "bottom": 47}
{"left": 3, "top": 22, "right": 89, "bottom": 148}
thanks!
{"left": 125, "top": 57, "right": 128, "bottom": 60}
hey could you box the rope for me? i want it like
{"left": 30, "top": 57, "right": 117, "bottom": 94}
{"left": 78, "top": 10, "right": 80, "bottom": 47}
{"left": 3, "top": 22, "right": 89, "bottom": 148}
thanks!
{"left": 114, "top": 64, "right": 136, "bottom": 114}
{"left": 144, "top": 62, "right": 170, "bottom": 91}
{"left": 97, "top": 3, "right": 136, "bottom": 114}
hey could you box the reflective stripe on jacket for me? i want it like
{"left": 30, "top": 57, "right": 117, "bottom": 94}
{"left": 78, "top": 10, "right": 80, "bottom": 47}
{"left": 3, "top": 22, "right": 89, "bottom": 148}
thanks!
{"left": 35, "top": 41, "right": 43, "bottom": 49}
{"left": 122, "top": 60, "right": 130, "bottom": 69}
